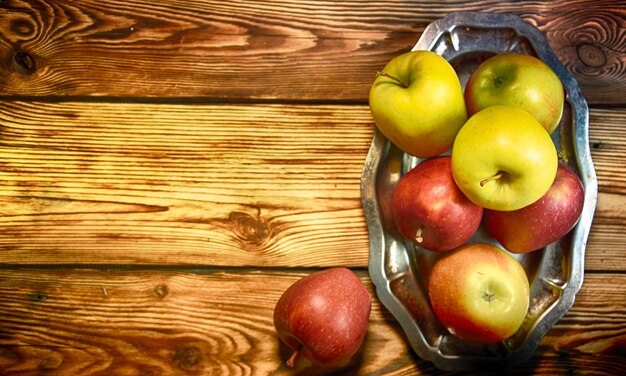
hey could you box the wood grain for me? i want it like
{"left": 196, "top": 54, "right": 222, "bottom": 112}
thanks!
{"left": 0, "top": 101, "right": 373, "bottom": 267}
{"left": 589, "top": 109, "right": 626, "bottom": 195}
{"left": 584, "top": 108, "right": 626, "bottom": 271}
{"left": 1, "top": 102, "right": 624, "bottom": 269}
{"left": 0, "top": 1, "right": 623, "bottom": 375}
{"left": 0, "top": 269, "right": 623, "bottom": 375}
{"left": 535, "top": 4, "right": 626, "bottom": 106}
{"left": 0, "top": 269, "right": 420, "bottom": 375}
{"left": 1, "top": 0, "right": 624, "bottom": 104}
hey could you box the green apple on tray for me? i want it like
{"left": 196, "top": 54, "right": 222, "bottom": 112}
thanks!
{"left": 369, "top": 51, "right": 467, "bottom": 158}
{"left": 369, "top": 50, "right": 585, "bottom": 344}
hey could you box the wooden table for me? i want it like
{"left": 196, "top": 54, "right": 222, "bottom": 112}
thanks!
{"left": 1, "top": 1, "right": 624, "bottom": 374}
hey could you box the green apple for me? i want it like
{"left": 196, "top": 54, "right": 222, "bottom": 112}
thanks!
{"left": 465, "top": 53, "right": 565, "bottom": 134}
{"left": 451, "top": 105, "right": 558, "bottom": 211}
{"left": 428, "top": 242, "right": 530, "bottom": 343}
{"left": 369, "top": 50, "right": 467, "bottom": 158}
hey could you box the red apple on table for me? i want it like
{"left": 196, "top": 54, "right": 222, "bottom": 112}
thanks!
{"left": 485, "top": 163, "right": 585, "bottom": 254}
{"left": 464, "top": 52, "right": 565, "bottom": 134}
{"left": 390, "top": 156, "right": 483, "bottom": 252}
{"left": 273, "top": 267, "right": 371, "bottom": 368}
{"left": 428, "top": 243, "right": 530, "bottom": 343}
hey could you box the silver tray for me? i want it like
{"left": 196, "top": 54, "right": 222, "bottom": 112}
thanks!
{"left": 361, "top": 12, "right": 598, "bottom": 370}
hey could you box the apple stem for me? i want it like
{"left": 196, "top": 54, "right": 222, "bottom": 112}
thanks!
{"left": 415, "top": 226, "right": 424, "bottom": 243}
{"left": 480, "top": 173, "right": 503, "bottom": 187}
{"left": 286, "top": 347, "right": 299, "bottom": 367}
{"left": 484, "top": 289, "right": 496, "bottom": 302}
{"left": 376, "top": 71, "right": 409, "bottom": 88}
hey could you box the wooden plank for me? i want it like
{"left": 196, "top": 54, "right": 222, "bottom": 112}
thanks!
{"left": 585, "top": 108, "right": 626, "bottom": 271}
{"left": 0, "top": 268, "right": 421, "bottom": 375}
{"left": 0, "top": 102, "right": 373, "bottom": 267}
{"left": 589, "top": 109, "right": 626, "bottom": 195}
{"left": 0, "top": 268, "right": 623, "bottom": 375}
{"left": 0, "top": 0, "right": 624, "bottom": 104}
{"left": 1, "top": 102, "right": 624, "bottom": 268}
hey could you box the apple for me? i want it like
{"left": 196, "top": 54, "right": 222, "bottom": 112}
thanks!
{"left": 451, "top": 105, "right": 558, "bottom": 211}
{"left": 485, "top": 163, "right": 584, "bottom": 253}
{"left": 273, "top": 267, "right": 371, "bottom": 368}
{"left": 369, "top": 50, "right": 467, "bottom": 158}
{"left": 390, "top": 156, "right": 483, "bottom": 252}
{"left": 465, "top": 52, "right": 565, "bottom": 134}
{"left": 428, "top": 242, "right": 530, "bottom": 343}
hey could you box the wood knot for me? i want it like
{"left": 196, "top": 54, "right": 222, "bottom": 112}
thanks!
{"left": 12, "top": 50, "right": 37, "bottom": 76}
{"left": 11, "top": 19, "right": 34, "bottom": 36}
{"left": 28, "top": 292, "right": 48, "bottom": 302}
{"left": 172, "top": 346, "right": 201, "bottom": 370}
{"left": 229, "top": 210, "right": 270, "bottom": 247}
{"left": 577, "top": 43, "right": 606, "bottom": 68}
{"left": 154, "top": 284, "right": 169, "bottom": 299}
{"left": 40, "top": 353, "right": 62, "bottom": 370}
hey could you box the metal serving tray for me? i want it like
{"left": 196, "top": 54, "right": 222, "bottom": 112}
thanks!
{"left": 361, "top": 12, "right": 598, "bottom": 370}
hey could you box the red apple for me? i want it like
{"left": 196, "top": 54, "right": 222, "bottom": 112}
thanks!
{"left": 485, "top": 163, "right": 585, "bottom": 253}
{"left": 273, "top": 268, "right": 371, "bottom": 368}
{"left": 390, "top": 156, "right": 483, "bottom": 252}
{"left": 428, "top": 243, "right": 530, "bottom": 343}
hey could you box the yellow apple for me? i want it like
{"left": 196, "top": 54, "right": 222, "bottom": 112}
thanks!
{"left": 451, "top": 105, "right": 558, "bottom": 211}
{"left": 464, "top": 53, "right": 565, "bottom": 134}
{"left": 369, "top": 50, "right": 467, "bottom": 158}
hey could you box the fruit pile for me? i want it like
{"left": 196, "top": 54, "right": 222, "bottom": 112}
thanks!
{"left": 370, "top": 51, "right": 584, "bottom": 344}
{"left": 271, "top": 50, "right": 586, "bottom": 371}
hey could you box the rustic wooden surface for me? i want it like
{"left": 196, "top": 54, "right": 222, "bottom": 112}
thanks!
{"left": 1, "top": 0, "right": 625, "bottom": 374}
